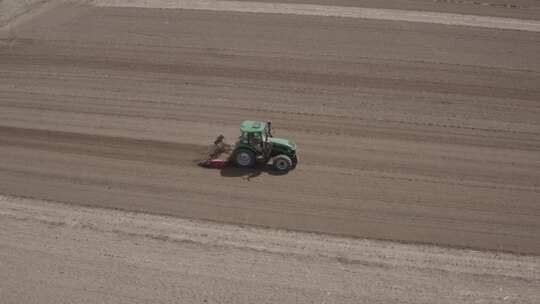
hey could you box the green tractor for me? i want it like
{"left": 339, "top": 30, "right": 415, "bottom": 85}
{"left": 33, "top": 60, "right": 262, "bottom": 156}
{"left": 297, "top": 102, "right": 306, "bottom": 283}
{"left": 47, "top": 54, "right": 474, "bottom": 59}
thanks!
{"left": 199, "top": 121, "right": 298, "bottom": 172}
{"left": 233, "top": 120, "right": 297, "bottom": 172}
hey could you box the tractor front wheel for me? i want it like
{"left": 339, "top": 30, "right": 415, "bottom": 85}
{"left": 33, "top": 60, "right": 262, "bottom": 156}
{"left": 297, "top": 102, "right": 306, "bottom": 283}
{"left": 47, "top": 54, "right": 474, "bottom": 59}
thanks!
{"left": 234, "top": 149, "right": 256, "bottom": 168}
{"left": 273, "top": 155, "right": 292, "bottom": 172}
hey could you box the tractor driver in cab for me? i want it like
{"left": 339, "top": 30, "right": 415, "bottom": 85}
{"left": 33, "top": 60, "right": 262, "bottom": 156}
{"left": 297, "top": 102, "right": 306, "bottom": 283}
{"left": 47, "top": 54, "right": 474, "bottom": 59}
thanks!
{"left": 247, "top": 132, "right": 263, "bottom": 153}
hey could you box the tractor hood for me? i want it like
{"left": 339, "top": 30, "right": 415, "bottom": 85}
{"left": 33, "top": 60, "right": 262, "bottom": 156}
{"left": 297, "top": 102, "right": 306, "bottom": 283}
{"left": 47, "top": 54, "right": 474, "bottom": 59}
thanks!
{"left": 268, "top": 137, "right": 297, "bottom": 151}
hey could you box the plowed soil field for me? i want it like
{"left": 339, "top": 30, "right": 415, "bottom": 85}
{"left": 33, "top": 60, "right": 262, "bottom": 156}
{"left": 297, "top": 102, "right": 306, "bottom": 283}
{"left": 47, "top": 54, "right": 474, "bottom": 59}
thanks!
{"left": 1, "top": 0, "right": 539, "bottom": 254}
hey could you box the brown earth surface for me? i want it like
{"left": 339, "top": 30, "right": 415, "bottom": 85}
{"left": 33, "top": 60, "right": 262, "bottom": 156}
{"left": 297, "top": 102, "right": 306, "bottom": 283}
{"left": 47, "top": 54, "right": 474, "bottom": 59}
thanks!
{"left": 233, "top": 0, "right": 540, "bottom": 20}
{"left": 1, "top": 195, "right": 539, "bottom": 303}
{"left": 1, "top": 1, "right": 540, "bottom": 255}
{"left": 0, "top": 0, "right": 48, "bottom": 26}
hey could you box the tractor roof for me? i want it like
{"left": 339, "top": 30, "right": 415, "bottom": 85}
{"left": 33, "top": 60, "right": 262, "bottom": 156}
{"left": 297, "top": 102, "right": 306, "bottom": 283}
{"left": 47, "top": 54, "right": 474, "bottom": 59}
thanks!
{"left": 240, "top": 120, "right": 266, "bottom": 133}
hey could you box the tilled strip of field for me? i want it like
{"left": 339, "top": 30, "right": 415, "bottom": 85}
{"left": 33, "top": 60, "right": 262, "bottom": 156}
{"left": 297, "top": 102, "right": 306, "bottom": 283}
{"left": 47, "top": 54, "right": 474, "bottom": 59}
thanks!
{"left": 1, "top": 195, "right": 539, "bottom": 303}
{"left": 0, "top": 2, "right": 540, "bottom": 254}
{"left": 93, "top": 0, "right": 540, "bottom": 32}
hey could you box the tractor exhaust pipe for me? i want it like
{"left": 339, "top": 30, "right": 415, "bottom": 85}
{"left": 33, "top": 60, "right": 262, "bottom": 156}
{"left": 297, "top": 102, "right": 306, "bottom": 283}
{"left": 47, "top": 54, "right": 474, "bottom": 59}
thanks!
{"left": 267, "top": 121, "right": 273, "bottom": 137}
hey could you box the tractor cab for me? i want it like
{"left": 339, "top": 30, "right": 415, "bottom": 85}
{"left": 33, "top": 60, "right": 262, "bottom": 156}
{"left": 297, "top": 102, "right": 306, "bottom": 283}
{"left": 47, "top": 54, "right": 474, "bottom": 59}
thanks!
{"left": 239, "top": 121, "right": 271, "bottom": 153}
{"left": 234, "top": 120, "right": 297, "bottom": 172}
{"left": 239, "top": 120, "right": 270, "bottom": 140}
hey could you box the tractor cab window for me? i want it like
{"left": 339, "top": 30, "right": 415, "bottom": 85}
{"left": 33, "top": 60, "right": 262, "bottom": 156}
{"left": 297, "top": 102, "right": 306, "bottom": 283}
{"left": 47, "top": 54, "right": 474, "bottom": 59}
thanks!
{"left": 247, "top": 132, "right": 262, "bottom": 143}
{"left": 247, "top": 132, "right": 263, "bottom": 152}
{"left": 240, "top": 132, "right": 262, "bottom": 144}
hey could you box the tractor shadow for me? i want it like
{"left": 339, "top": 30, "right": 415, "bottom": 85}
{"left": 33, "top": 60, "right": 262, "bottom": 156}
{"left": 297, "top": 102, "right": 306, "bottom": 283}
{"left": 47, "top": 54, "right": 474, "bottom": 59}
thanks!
{"left": 219, "top": 163, "right": 288, "bottom": 180}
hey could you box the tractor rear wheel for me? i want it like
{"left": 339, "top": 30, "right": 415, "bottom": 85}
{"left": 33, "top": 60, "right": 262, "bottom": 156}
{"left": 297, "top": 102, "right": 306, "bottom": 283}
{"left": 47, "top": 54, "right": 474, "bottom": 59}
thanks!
{"left": 273, "top": 155, "right": 292, "bottom": 172}
{"left": 233, "top": 149, "right": 256, "bottom": 168}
